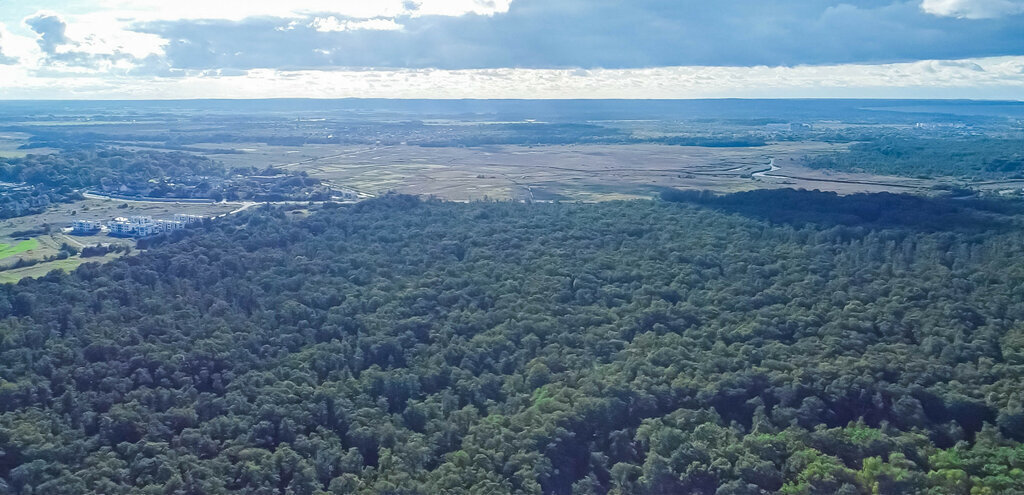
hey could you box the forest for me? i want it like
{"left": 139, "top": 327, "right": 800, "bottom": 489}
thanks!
{"left": 0, "top": 149, "right": 223, "bottom": 189}
{"left": 2, "top": 192, "right": 1024, "bottom": 494}
{"left": 658, "top": 188, "right": 1024, "bottom": 231}
{"left": 804, "top": 137, "right": 1024, "bottom": 179}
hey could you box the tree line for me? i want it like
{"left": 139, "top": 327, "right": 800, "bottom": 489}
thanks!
{"left": 804, "top": 136, "right": 1024, "bottom": 179}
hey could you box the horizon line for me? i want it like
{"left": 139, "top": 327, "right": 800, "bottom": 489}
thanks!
{"left": 1, "top": 97, "right": 1022, "bottom": 103}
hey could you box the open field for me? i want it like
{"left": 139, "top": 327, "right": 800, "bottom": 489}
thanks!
{"left": 5, "top": 98, "right": 1023, "bottom": 202}
{"left": 0, "top": 132, "right": 57, "bottom": 158}
{"left": 0, "top": 252, "right": 124, "bottom": 284}
{"left": 0, "top": 239, "right": 40, "bottom": 259}
{"left": 749, "top": 156, "right": 941, "bottom": 193}
{"left": 195, "top": 141, "right": 960, "bottom": 201}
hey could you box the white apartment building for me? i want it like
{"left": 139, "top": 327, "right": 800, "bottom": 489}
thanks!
{"left": 106, "top": 214, "right": 196, "bottom": 237}
{"left": 155, "top": 219, "right": 186, "bottom": 233}
{"left": 173, "top": 214, "right": 205, "bottom": 225}
{"left": 71, "top": 219, "right": 102, "bottom": 234}
{"left": 107, "top": 217, "right": 141, "bottom": 236}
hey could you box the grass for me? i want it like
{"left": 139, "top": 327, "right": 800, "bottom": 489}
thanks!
{"left": 0, "top": 239, "right": 40, "bottom": 259}
{"left": 0, "top": 253, "right": 122, "bottom": 284}
{"left": 0, "top": 258, "right": 82, "bottom": 284}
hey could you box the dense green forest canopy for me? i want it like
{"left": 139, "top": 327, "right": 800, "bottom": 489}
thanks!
{"left": 2, "top": 193, "right": 1024, "bottom": 494}
{"left": 659, "top": 188, "right": 1024, "bottom": 231}
{"left": 805, "top": 137, "right": 1024, "bottom": 179}
{"left": 0, "top": 149, "right": 224, "bottom": 189}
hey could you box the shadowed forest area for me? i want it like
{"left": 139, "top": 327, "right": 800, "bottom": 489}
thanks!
{"left": 804, "top": 137, "right": 1024, "bottom": 179}
{"left": 2, "top": 194, "right": 1024, "bottom": 494}
{"left": 659, "top": 188, "right": 1024, "bottom": 232}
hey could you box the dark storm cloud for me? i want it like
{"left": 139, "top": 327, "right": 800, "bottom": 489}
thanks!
{"left": 134, "top": 0, "right": 1024, "bottom": 70}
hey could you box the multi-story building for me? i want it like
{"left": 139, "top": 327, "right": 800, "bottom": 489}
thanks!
{"left": 173, "top": 214, "right": 205, "bottom": 225}
{"left": 155, "top": 219, "right": 186, "bottom": 233}
{"left": 108, "top": 215, "right": 190, "bottom": 237}
{"left": 71, "top": 219, "right": 102, "bottom": 234}
{"left": 107, "top": 217, "right": 140, "bottom": 236}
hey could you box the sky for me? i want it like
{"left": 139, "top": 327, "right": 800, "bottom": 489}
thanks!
{"left": 0, "top": 0, "right": 1022, "bottom": 99}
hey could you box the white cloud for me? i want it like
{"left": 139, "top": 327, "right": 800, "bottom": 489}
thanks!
{"left": 18, "top": 11, "right": 166, "bottom": 74}
{"left": 90, "top": 0, "right": 513, "bottom": 22}
{"left": 2, "top": 56, "right": 1022, "bottom": 100}
{"left": 61, "top": 16, "right": 166, "bottom": 59}
{"left": 309, "top": 17, "right": 403, "bottom": 33}
{"left": 7, "top": 1, "right": 512, "bottom": 76}
{"left": 411, "top": 0, "right": 514, "bottom": 17}
{"left": 921, "top": 0, "right": 1024, "bottom": 18}
{"left": 0, "top": 23, "right": 37, "bottom": 64}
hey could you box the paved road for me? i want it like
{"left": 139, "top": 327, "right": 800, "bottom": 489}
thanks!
{"left": 82, "top": 192, "right": 224, "bottom": 204}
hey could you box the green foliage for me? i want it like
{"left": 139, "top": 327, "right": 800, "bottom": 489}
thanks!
{"left": 0, "top": 240, "right": 39, "bottom": 260}
{"left": 806, "top": 136, "right": 1024, "bottom": 179}
{"left": 1, "top": 195, "right": 1024, "bottom": 494}
{"left": 0, "top": 148, "right": 329, "bottom": 216}
{"left": 0, "top": 149, "right": 223, "bottom": 188}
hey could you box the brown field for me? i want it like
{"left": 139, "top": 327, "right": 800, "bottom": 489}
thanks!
{"left": 196, "top": 142, "right": 951, "bottom": 201}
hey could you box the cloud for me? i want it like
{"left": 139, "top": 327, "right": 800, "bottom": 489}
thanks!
{"left": 61, "top": 0, "right": 513, "bottom": 23}
{"left": 1, "top": 56, "right": 1021, "bottom": 100}
{"left": 24, "top": 13, "right": 70, "bottom": 54}
{"left": 19, "top": 11, "right": 167, "bottom": 74}
{"left": 921, "top": 0, "right": 1024, "bottom": 18}
{"left": 309, "top": 17, "right": 403, "bottom": 32}
{"left": 6, "top": 56, "right": 1024, "bottom": 100}
{"left": 128, "top": 0, "right": 1024, "bottom": 71}
{"left": 2, "top": 1, "right": 1023, "bottom": 99}
{"left": 0, "top": 31, "right": 19, "bottom": 65}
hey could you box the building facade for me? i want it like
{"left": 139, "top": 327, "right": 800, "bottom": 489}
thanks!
{"left": 71, "top": 219, "right": 102, "bottom": 234}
